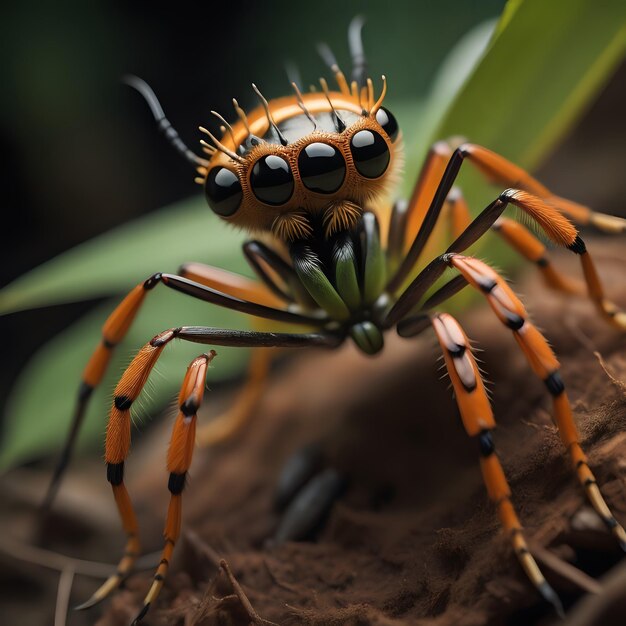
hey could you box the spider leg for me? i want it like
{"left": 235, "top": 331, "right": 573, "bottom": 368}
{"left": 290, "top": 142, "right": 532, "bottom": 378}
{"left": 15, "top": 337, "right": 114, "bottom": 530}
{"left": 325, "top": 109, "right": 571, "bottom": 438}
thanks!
{"left": 492, "top": 215, "right": 626, "bottom": 328}
{"left": 443, "top": 255, "right": 626, "bottom": 548}
{"left": 429, "top": 312, "right": 563, "bottom": 615}
{"left": 491, "top": 217, "right": 583, "bottom": 295}
{"left": 386, "top": 187, "right": 574, "bottom": 326}
{"left": 390, "top": 140, "right": 626, "bottom": 292}
{"left": 196, "top": 346, "right": 272, "bottom": 447}
{"left": 436, "top": 186, "right": 621, "bottom": 325}
{"left": 75, "top": 326, "right": 342, "bottom": 619}
{"left": 44, "top": 265, "right": 323, "bottom": 509}
{"left": 135, "top": 352, "right": 212, "bottom": 623}
{"left": 385, "top": 187, "right": 626, "bottom": 329}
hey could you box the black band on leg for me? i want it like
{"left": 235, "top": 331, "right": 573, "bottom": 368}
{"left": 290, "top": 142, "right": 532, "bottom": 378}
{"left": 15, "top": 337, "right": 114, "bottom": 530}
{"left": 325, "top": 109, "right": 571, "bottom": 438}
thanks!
{"left": 168, "top": 472, "right": 186, "bottom": 494}
{"left": 114, "top": 395, "right": 133, "bottom": 411}
{"left": 567, "top": 235, "right": 586, "bottom": 255}
{"left": 107, "top": 462, "right": 124, "bottom": 485}
{"left": 544, "top": 371, "right": 565, "bottom": 396}
{"left": 478, "top": 430, "right": 495, "bottom": 457}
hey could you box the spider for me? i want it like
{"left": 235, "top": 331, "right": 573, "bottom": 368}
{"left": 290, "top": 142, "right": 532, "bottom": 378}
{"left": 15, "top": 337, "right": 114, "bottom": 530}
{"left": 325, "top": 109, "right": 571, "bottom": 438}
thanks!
{"left": 44, "top": 18, "right": 626, "bottom": 624}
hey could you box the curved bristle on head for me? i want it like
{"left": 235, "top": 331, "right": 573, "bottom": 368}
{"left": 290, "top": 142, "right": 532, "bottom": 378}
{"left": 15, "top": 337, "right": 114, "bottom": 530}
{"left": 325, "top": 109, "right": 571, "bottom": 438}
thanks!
{"left": 198, "top": 126, "right": 244, "bottom": 164}
{"left": 210, "top": 110, "right": 236, "bottom": 147}
{"left": 252, "top": 83, "right": 288, "bottom": 146}
{"left": 291, "top": 82, "right": 317, "bottom": 130}
{"left": 370, "top": 75, "right": 387, "bottom": 115}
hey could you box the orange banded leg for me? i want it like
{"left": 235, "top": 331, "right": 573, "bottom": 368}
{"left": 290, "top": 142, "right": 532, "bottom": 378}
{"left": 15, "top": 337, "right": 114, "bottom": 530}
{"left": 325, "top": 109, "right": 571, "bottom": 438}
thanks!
{"left": 76, "top": 326, "right": 339, "bottom": 616}
{"left": 42, "top": 278, "right": 153, "bottom": 509}
{"left": 576, "top": 243, "right": 626, "bottom": 329}
{"left": 492, "top": 217, "right": 583, "bottom": 295}
{"left": 492, "top": 218, "right": 626, "bottom": 329}
{"left": 430, "top": 313, "right": 562, "bottom": 614}
{"left": 386, "top": 187, "right": 582, "bottom": 326}
{"left": 44, "top": 267, "right": 319, "bottom": 509}
{"left": 453, "top": 143, "right": 626, "bottom": 235}
{"left": 389, "top": 140, "right": 626, "bottom": 292}
{"left": 197, "top": 346, "right": 271, "bottom": 447}
{"left": 75, "top": 327, "right": 180, "bottom": 611}
{"left": 133, "top": 352, "right": 212, "bottom": 624}
{"left": 448, "top": 254, "right": 626, "bottom": 549}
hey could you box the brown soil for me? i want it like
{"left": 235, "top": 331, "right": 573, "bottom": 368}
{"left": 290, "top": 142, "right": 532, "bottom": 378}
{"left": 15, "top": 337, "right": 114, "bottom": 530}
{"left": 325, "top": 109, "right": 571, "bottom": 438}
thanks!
{"left": 3, "top": 242, "right": 626, "bottom": 626}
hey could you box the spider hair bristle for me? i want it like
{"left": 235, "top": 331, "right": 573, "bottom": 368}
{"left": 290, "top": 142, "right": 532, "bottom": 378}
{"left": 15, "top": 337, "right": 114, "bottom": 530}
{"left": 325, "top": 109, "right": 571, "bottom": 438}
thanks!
{"left": 199, "top": 126, "right": 245, "bottom": 163}
{"left": 366, "top": 77, "right": 374, "bottom": 112}
{"left": 350, "top": 79, "right": 359, "bottom": 101}
{"left": 370, "top": 75, "right": 387, "bottom": 115}
{"left": 291, "top": 82, "right": 317, "bottom": 130}
{"left": 319, "top": 77, "right": 346, "bottom": 132}
{"left": 211, "top": 110, "right": 237, "bottom": 148}
{"left": 232, "top": 99, "right": 251, "bottom": 132}
{"left": 251, "top": 83, "right": 288, "bottom": 146}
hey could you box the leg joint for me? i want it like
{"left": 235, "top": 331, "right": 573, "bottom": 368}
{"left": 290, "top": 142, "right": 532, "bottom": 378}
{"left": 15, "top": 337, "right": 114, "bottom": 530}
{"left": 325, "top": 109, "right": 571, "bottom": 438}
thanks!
{"left": 477, "top": 430, "right": 495, "bottom": 457}
{"left": 143, "top": 273, "right": 163, "bottom": 290}
{"left": 107, "top": 462, "right": 124, "bottom": 485}
{"left": 168, "top": 472, "right": 186, "bottom": 494}
{"left": 150, "top": 327, "right": 182, "bottom": 347}
{"left": 180, "top": 397, "right": 199, "bottom": 417}
{"left": 114, "top": 395, "right": 133, "bottom": 411}
{"left": 544, "top": 371, "right": 565, "bottom": 396}
{"left": 506, "top": 315, "right": 525, "bottom": 331}
{"left": 567, "top": 235, "right": 586, "bottom": 255}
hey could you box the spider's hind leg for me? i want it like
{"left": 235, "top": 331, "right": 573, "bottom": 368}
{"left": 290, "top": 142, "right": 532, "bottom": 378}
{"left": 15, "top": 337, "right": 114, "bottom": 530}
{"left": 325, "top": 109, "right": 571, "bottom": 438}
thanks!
{"left": 430, "top": 312, "right": 564, "bottom": 615}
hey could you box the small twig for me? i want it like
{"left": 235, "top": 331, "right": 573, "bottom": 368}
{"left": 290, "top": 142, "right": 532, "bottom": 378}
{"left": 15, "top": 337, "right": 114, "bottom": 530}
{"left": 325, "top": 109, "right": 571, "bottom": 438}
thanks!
{"left": 54, "top": 566, "right": 75, "bottom": 626}
{"left": 220, "top": 559, "right": 278, "bottom": 626}
{"left": 184, "top": 529, "right": 222, "bottom": 569}
{"left": 530, "top": 541, "right": 602, "bottom": 594}
{"left": 0, "top": 533, "right": 160, "bottom": 577}
{"left": 262, "top": 558, "right": 300, "bottom": 594}
{"left": 594, "top": 351, "right": 626, "bottom": 396}
{"left": 564, "top": 319, "right": 598, "bottom": 353}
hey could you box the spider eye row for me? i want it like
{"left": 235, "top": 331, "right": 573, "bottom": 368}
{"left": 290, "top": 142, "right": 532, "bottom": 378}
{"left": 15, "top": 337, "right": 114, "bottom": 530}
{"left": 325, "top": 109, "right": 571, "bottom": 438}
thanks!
{"left": 205, "top": 108, "right": 398, "bottom": 217}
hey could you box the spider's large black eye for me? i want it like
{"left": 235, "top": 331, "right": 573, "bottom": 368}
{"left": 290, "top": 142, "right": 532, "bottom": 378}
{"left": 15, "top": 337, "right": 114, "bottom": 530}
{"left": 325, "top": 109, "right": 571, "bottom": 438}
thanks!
{"left": 375, "top": 107, "right": 399, "bottom": 142}
{"left": 205, "top": 167, "right": 242, "bottom": 216}
{"left": 250, "top": 155, "right": 294, "bottom": 205}
{"left": 298, "top": 142, "right": 346, "bottom": 194}
{"left": 350, "top": 130, "right": 390, "bottom": 179}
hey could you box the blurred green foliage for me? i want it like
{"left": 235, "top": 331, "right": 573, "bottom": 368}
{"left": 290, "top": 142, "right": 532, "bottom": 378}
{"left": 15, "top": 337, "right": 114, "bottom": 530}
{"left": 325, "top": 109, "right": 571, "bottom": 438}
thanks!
{"left": 1, "top": 0, "right": 625, "bottom": 468}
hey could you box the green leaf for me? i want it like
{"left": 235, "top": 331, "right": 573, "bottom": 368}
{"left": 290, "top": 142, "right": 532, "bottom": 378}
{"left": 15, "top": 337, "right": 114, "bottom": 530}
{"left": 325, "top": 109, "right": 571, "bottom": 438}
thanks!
{"left": 0, "top": 197, "right": 248, "bottom": 315}
{"left": 431, "top": 0, "right": 626, "bottom": 171}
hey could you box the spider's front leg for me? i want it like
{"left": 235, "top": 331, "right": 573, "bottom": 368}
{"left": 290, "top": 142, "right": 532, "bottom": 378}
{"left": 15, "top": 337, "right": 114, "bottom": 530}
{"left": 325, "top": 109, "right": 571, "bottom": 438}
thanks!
{"left": 76, "top": 326, "right": 342, "bottom": 623}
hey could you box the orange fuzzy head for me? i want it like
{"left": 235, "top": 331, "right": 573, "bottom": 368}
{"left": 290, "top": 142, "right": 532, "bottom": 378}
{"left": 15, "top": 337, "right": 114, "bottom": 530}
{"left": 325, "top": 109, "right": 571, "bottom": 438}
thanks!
{"left": 196, "top": 77, "right": 402, "bottom": 240}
